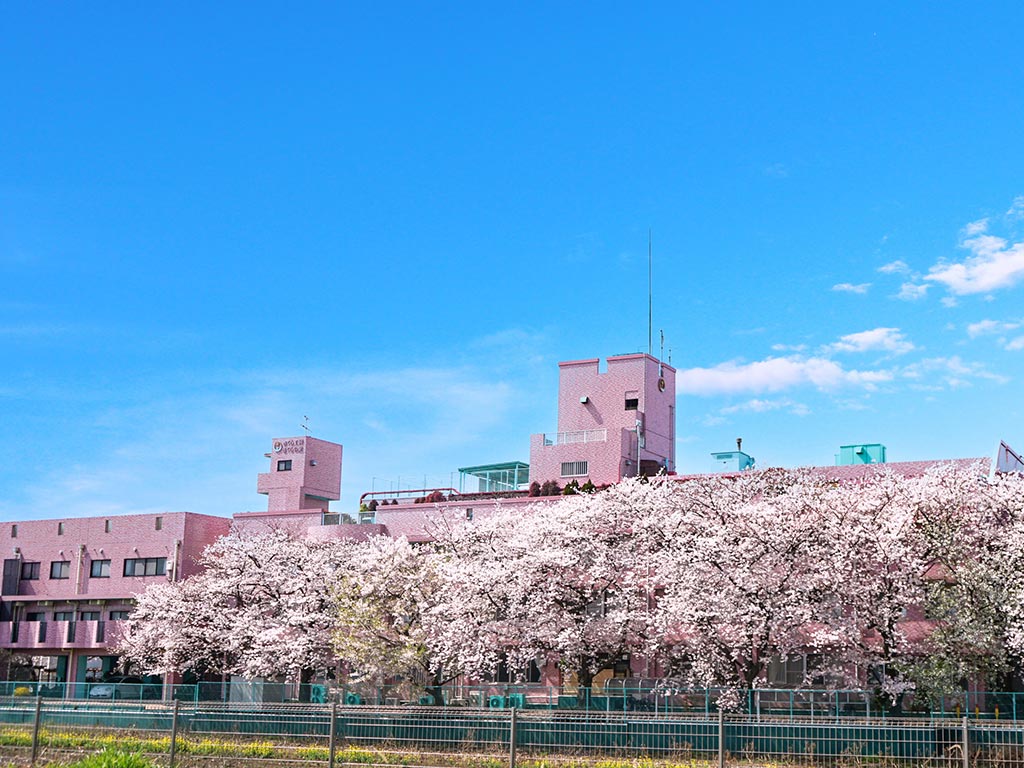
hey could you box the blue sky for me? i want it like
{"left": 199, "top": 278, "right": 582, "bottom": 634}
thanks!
{"left": 3, "top": 3, "right": 1024, "bottom": 520}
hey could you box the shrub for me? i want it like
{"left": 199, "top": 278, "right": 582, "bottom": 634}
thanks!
{"left": 12, "top": 686, "right": 32, "bottom": 697}
{"left": 528, "top": 481, "right": 541, "bottom": 497}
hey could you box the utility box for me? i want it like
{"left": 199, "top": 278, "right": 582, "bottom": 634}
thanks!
{"left": 835, "top": 443, "right": 887, "bottom": 465}
{"left": 711, "top": 450, "right": 755, "bottom": 473}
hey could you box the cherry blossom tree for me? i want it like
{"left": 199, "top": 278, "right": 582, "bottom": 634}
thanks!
{"left": 428, "top": 478, "right": 676, "bottom": 702}
{"left": 119, "top": 527, "right": 351, "bottom": 698}
{"left": 903, "top": 465, "right": 1024, "bottom": 701}
{"left": 651, "top": 469, "right": 839, "bottom": 697}
{"left": 332, "top": 534, "right": 455, "bottom": 704}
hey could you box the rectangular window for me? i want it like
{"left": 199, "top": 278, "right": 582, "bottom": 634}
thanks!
{"left": 50, "top": 561, "right": 71, "bottom": 579}
{"left": 109, "top": 610, "right": 131, "bottom": 621}
{"left": 104, "top": 519, "right": 111, "bottom": 533}
{"left": 560, "top": 461, "right": 589, "bottom": 477}
{"left": 20, "top": 561, "right": 40, "bottom": 580}
{"left": 624, "top": 398, "right": 639, "bottom": 410}
{"left": 123, "top": 557, "right": 167, "bottom": 577}
{"left": 80, "top": 611, "right": 100, "bottom": 621}
{"left": 57, "top": 522, "right": 65, "bottom": 536}
{"left": 10, "top": 525, "right": 16, "bottom": 538}
{"left": 26, "top": 612, "right": 44, "bottom": 622}
{"left": 154, "top": 516, "right": 163, "bottom": 531}
{"left": 54, "top": 611, "right": 74, "bottom": 621}
{"left": 277, "top": 460, "right": 292, "bottom": 471}
{"left": 90, "top": 560, "right": 111, "bottom": 578}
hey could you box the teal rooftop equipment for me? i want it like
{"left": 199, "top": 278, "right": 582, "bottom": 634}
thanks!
{"left": 711, "top": 438, "right": 755, "bottom": 472}
{"left": 835, "top": 443, "right": 887, "bottom": 465}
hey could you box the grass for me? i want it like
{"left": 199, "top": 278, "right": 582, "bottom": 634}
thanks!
{"left": 0, "top": 727, "right": 722, "bottom": 768}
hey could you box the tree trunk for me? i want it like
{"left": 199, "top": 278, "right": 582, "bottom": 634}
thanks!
{"left": 427, "top": 670, "right": 445, "bottom": 706}
{"left": 298, "top": 667, "right": 314, "bottom": 703}
{"left": 577, "top": 667, "right": 595, "bottom": 707}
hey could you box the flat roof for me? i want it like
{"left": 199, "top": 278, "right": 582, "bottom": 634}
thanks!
{"left": 458, "top": 461, "right": 529, "bottom": 474}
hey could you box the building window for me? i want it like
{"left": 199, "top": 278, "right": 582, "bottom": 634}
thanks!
{"left": 277, "top": 460, "right": 292, "bottom": 471}
{"left": 26, "top": 612, "right": 44, "bottom": 622}
{"left": 109, "top": 610, "right": 131, "bottom": 621}
{"left": 80, "top": 611, "right": 100, "bottom": 621}
{"left": 10, "top": 525, "right": 16, "bottom": 538}
{"left": 625, "top": 398, "right": 639, "bottom": 411}
{"left": 50, "top": 561, "right": 71, "bottom": 579}
{"left": 57, "top": 522, "right": 65, "bottom": 536}
{"left": 124, "top": 557, "right": 167, "bottom": 577}
{"left": 90, "top": 560, "right": 111, "bottom": 578}
{"left": 155, "top": 516, "right": 163, "bottom": 531}
{"left": 104, "top": 519, "right": 111, "bottom": 533}
{"left": 560, "top": 461, "right": 589, "bottom": 477}
{"left": 20, "top": 561, "right": 40, "bottom": 580}
{"left": 54, "top": 611, "right": 74, "bottom": 621}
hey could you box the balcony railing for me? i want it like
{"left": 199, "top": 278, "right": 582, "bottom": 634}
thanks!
{"left": 542, "top": 429, "right": 607, "bottom": 446}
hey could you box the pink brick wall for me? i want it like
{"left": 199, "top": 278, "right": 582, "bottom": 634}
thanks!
{"left": 256, "top": 436, "right": 343, "bottom": 511}
{"left": 3, "top": 512, "right": 225, "bottom": 602}
{"left": 529, "top": 354, "right": 676, "bottom": 486}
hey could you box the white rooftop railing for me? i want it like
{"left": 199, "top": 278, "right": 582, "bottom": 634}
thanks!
{"left": 542, "top": 428, "right": 607, "bottom": 446}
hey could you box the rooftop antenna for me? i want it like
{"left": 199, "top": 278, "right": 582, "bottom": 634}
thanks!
{"left": 648, "top": 229, "right": 653, "bottom": 356}
{"left": 300, "top": 415, "right": 311, "bottom": 436}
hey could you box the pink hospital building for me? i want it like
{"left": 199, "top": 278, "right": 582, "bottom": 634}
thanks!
{"left": 2, "top": 350, "right": 1018, "bottom": 694}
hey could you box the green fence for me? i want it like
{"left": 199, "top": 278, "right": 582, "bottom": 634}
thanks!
{"left": 2, "top": 699, "right": 1024, "bottom": 767}
{"left": 2, "top": 680, "right": 1022, "bottom": 720}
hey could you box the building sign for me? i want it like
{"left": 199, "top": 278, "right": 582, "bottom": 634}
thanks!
{"left": 272, "top": 439, "right": 305, "bottom": 455}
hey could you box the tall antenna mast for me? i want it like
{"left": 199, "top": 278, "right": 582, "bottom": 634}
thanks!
{"left": 648, "top": 229, "right": 653, "bottom": 356}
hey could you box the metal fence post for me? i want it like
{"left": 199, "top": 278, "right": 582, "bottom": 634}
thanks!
{"left": 717, "top": 708, "right": 725, "bottom": 768}
{"left": 328, "top": 701, "right": 338, "bottom": 768}
{"left": 30, "top": 695, "right": 42, "bottom": 767}
{"left": 169, "top": 698, "right": 180, "bottom": 768}
{"left": 509, "top": 706, "right": 518, "bottom": 768}
{"left": 961, "top": 716, "right": 969, "bottom": 768}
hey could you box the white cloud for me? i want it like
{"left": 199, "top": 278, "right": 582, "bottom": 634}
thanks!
{"left": 1008, "top": 196, "right": 1024, "bottom": 220}
{"left": 897, "top": 282, "right": 929, "bottom": 301}
{"left": 826, "top": 327, "right": 914, "bottom": 355}
{"left": 720, "top": 398, "right": 810, "bottom": 416}
{"left": 878, "top": 260, "right": 910, "bottom": 274}
{"left": 901, "top": 356, "right": 1008, "bottom": 386}
{"left": 941, "top": 297, "right": 959, "bottom": 308}
{"left": 1005, "top": 337, "right": 1024, "bottom": 351}
{"left": 678, "top": 356, "right": 891, "bottom": 396}
{"left": 771, "top": 343, "right": 807, "bottom": 352}
{"left": 967, "top": 319, "right": 1021, "bottom": 338}
{"left": 925, "top": 206, "right": 1024, "bottom": 295}
{"left": 832, "top": 282, "right": 871, "bottom": 294}
{"left": 963, "top": 218, "right": 989, "bottom": 236}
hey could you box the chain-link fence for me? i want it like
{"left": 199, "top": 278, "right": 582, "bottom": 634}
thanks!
{"left": 2, "top": 697, "right": 1024, "bottom": 768}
